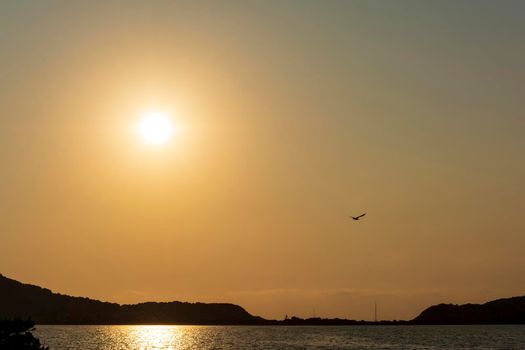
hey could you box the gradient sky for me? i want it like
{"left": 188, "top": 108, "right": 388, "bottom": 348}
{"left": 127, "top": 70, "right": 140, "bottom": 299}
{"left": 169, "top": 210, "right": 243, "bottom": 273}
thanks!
{"left": 1, "top": 0, "right": 524, "bottom": 320}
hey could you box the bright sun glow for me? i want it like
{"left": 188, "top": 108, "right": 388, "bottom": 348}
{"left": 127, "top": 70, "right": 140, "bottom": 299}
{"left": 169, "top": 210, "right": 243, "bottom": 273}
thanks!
{"left": 138, "top": 111, "right": 174, "bottom": 145}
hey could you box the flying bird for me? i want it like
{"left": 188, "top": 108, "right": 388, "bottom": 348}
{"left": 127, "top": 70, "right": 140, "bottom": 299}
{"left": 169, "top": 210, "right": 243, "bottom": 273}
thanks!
{"left": 349, "top": 213, "right": 366, "bottom": 221}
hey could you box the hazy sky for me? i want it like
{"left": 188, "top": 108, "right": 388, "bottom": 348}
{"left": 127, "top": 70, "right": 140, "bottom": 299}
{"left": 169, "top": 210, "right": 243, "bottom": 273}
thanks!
{"left": 1, "top": 0, "right": 524, "bottom": 320}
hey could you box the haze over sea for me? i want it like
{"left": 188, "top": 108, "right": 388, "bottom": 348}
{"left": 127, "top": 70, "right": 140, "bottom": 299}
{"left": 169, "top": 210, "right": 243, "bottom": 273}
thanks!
{"left": 35, "top": 325, "right": 525, "bottom": 350}
{"left": 2, "top": 2, "right": 525, "bottom": 350}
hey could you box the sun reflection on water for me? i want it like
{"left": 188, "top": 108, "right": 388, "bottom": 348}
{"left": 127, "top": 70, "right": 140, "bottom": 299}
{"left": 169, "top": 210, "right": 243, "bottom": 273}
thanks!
{"left": 127, "top": 326, "right": 182, "bottom": 349}
{"left": 124, "top": 326, "right": 185, "bottom": 350}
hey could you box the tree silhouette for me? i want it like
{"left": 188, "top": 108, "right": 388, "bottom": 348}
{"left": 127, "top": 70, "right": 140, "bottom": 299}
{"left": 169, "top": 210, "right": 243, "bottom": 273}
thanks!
{"left": 0, "top": 319, "right": 48, "bottom": 350}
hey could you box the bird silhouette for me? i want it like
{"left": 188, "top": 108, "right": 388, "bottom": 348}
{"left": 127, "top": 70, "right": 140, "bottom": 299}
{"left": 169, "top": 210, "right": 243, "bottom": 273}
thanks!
{"left": 349, "top": 213, "right": 366, "bottom": 221}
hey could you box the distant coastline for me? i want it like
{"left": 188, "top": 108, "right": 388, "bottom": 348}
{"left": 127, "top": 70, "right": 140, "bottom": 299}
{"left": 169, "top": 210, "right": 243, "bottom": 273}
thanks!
{"left": 1, "top": 274, "right": 524, "bottom": 325}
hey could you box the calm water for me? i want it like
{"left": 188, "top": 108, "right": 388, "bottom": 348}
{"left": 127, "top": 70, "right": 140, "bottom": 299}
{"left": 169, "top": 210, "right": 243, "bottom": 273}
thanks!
{"left": 35, "top": 325, "right": 525, "bottom": 350}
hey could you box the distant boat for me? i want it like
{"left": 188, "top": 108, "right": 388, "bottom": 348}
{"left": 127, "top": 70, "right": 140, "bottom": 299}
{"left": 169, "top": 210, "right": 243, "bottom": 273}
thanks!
{"left": 349, "top": 213, "right": 366, "bottom": 221}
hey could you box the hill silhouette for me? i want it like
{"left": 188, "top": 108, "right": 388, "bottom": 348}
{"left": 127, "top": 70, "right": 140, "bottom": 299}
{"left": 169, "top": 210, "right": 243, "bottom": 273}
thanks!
{"left": 0, "top": 274, "right": 264, "bottom": 325}
{"left": 412, "top": 296, "right": 525, "bottom": 324}
{"left": 3, "top": 274, "right": 525, "bottom": 325}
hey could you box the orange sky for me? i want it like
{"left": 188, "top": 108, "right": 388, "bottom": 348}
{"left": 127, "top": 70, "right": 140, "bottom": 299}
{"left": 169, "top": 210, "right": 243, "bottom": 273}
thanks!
{"left": 1, "top": 1, "right": 524, "bottom": 320}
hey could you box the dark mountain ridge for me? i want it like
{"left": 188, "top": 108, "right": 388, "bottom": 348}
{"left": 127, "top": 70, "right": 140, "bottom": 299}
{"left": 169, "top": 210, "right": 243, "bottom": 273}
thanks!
{"left": 0, "top": 274, "right": 264, "bottom": 324}
{"left": 2, "top": 274, "right": 525, "bottom": 325}
{"left": 412, "top": 296, "right": 525, "bottom": 324}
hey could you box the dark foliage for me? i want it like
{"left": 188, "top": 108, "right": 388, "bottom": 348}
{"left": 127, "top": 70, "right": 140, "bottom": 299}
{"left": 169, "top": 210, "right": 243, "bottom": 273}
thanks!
{"left": 0, "top": 318, "right": 48, "bottom": 350}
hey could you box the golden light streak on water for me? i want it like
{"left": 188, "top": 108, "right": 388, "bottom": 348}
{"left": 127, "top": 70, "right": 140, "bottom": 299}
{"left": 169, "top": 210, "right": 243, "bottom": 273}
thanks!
{"left": 125, "top": 326, "right": 183, "bottom": 350}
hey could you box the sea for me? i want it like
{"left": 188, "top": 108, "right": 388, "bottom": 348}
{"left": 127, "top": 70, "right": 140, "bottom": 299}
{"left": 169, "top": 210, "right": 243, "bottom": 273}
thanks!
{"left": 34, "top": 325, "right": 525, "bottom": 349}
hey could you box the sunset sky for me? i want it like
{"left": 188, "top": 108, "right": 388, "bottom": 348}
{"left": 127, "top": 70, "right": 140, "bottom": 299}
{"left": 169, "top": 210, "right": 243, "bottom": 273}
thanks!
{"left": 1, "top": 1, "right": 524, "bottom": 320}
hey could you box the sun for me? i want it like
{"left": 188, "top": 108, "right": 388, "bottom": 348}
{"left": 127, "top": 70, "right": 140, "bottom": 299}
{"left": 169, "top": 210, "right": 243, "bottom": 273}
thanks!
{"left": 138, "top": 111, "right": 174, "bottom": 145}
